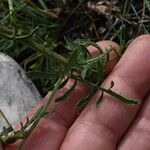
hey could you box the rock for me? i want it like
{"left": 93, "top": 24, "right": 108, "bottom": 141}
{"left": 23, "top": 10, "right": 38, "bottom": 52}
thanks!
{"left": 0, "top": 52, "right": 42, "bottom": 129}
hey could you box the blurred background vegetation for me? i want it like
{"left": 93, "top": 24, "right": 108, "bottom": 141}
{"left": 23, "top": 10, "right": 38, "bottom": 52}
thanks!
{"left": 0, "top": 0, "right": 150, "bottom": 96}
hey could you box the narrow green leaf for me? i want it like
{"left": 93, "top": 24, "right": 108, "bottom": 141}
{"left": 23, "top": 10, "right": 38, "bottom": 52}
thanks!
{"left": 63, "top": 48, "right": 79, "bottom": 75}
{"left": 26, "top": 117, "right": 29, "bottom": 124}
{"left": 16, "top": 26, "right": 39, "bottom": 40}
{"left": 97, "top": 59, "right": 104, "bottom": 83}
{"left": 24, "top": 106, "right": 44, "bottom": 128}
{"left": 81, "top": 63, "right": 90, "bottom": 79}
{"left": 3, "top": 134, "right": 19, "bottom": 144}
{"left": 65, "top": 37, "right": 79, "bottom": 51}
{"left": 55, "top": 80, "right": 77, "bottom": 103}
{"left": 145, "top": 0, "right": 150, "bottom": 11}
{"left": 20, "top": 122, "right": 24, "bottom": 129}
{"left": 108, "top": 89, "right": 139, "bottom": 104}
{"left": 76, "top": 39, "right": 91, "bottom": 46}
{"left": 58, "top": 77, "right": 69, "bottom": 89}
{"left": 0, "top": 126, "right": 13, "bottom": 137}
{"left": 145, "top": 0, "right": 150, "bottom": 12}
{"left": 76, "top": 39, "right": 103, "bottom": 53}
{"left": 27, "top": 71, "right": 52, "bottom": 79}
{"left": 109, "top": 81, "right": 115, "bottom": 90}
{"left": 96, "top": 91, "right": 104, "bottom": 107}
{"left": 110, "top": 46, "right": 121, "bottom": 60}
{"left": 75, "top": 88, "right": 97, "bottom": 107}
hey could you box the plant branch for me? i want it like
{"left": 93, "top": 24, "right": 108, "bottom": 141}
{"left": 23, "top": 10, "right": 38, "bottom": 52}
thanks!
{"left": 17, "top": 77, "right": 62, "bottom": 149}
{"left": 0, "top": 109, "right": 12, "bottom": 128}
{"left": 8, "top": 0, "right": 13, "bottom": 14}
{"left": 70, "top": 75, "right": 139, "bottom": 105}
{"left": 27, "top": 0, "right": 59, "bottom": 19}
{"left": 0, "top": 25, "right": 67, "bottom": 64}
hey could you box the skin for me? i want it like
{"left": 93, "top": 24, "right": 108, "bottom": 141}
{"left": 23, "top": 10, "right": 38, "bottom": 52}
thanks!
{"left": 1, "top": 34, "right": 150, "bottom": 150}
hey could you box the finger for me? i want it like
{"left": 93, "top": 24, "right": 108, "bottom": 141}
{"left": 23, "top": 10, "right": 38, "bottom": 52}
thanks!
{"left": 60, "top": 35, "right": 150, "bottom": 150}
{"left": 0, "top": 141, "right": 2, "bottom": 150}
{"left": 118, "top": 92, "right": 150, "bottom": 150}
{"left": 6, "top": 40, "right": 120, "bottom": 149}
{"left": 88, "top": 40, "right": 120, "bottom": 76}
{"left": 87, "top": 40, "right": 120, "bottom": 59}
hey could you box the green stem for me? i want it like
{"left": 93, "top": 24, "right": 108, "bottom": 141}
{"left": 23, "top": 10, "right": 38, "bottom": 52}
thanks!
{"left": 18, "top": 77, "right": 62, "bottom": 149}
{"left": 0, "top": 109, "right": 12, "bottom": 128}
{"left": 131, "top": 4, "right": 148, "bottom": 34}
{"left": 120, "top": 0, "right": 129, "bottom": 47}
{"left": 25, "top": 40, "right": 67, "bottom": 64}
{"left": 28, "top": 1, "right": 58, "bottom": 19}
{"left": 8, "top": 0, "right": 13, "bottom": 14}
{"left": 0, "top": 25, "right": 67, "bottom": 64}
{"left": 39, "top": 0, "right": 48, "bottom": 9}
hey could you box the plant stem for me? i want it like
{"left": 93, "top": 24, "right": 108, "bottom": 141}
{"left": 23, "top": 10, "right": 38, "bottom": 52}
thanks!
{"left": 39, "top": 0, "right": 48, "bottom": 9}
{"left": 8, "top": 0, "right": 13, "bottom": 14}
{"left": 0, "top": 25, "right": 67, "bottom": 64}
{"left": 18, "top": 77, "right": 62, "bottom": 149}
{"left": 120, "top": 0, "right": 128, "bottom": 48}
{"left": 25, "top": 40, "right": 67, "bottom": 64}
{"left": 27, "top": 0, "right": 58, "bottom": 19}
{"left": 0, "top": 109, "right": 12, "bottom": 128}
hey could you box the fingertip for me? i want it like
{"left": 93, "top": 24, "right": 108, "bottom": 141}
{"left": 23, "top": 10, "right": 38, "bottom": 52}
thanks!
{"left": 128, "top": 34, "right": 150, "bottom": 53}
{"left": 132, "top": 34, "right": 150, "bottom": 43}
{"left": 118, "top": 34, "right": 150, "bottom": 67}
{"left": 87, "top": 40, "right": 120, "bottom": 77}
{"left": 87, "top": 40, "right": 120, "bottom": 60}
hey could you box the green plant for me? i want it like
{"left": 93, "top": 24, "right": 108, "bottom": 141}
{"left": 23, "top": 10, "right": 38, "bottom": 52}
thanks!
{"left": 0, "top": 0, "right": 149, "bottom": 149}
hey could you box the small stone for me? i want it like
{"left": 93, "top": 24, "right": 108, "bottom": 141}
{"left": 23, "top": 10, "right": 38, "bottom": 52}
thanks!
{"left": 0, "top": 52, "right": 42, "bottom": 129}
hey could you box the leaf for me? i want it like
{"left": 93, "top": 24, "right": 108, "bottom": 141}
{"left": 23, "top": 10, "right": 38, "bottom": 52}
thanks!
{"left": 23, "top": 53, "right": 42, "bottom": 70}
{"left": 96, "top": 91, "right": 104, "bottom": 107}
{"left": 27, "top": 71, "right": 52, "bottom": 79}
{"left": 97, "top": 59, "right": 104, "bottom": 83}
{"left": 109, "top": 81, "right": 115, "bottom": 90}
{"left": 0, "top": 126, "right": 13, "bottom": 137}
{"left": 58, "top": 77, "right": 69, "bottom": 89}
{"left": 26, "top": 117, "right": 29, "bottom": 124}
{"left": 0, "top": 39, "right": 14, "bottom": 51}
{"left": 76, "top": 39, "right": 103, "bottom": 53}
{"left": 0, "top": 127, "right": 7, "bottom": 137}
{"left": 63, "top": 48, "right": 79, "bottom": 75}
{"left": 65, "top": 37, "right": 80, "bottom": 51}
{"left": 25, "top": 106, "right": 44, "bottom": 128}
{"left": 65, "top": 38, "right": 91, "bottom": 59}
{"left": 55, "top": 80, "right": 77, "bottom": 103}
{"left": 3, "top": 135, "right": 18, "bottom": 144}
{"left": 76, "top": 39, "right": 91, "bottom": 46}
{"left": 81, "top": 63, "right": 90, "bottom": 79}
{"left": 75, "top": 88, "right": 97, "bottom": 107}
{"left": 110, "top": 45, "right": 121, "bottom": 60}
{"left": 145, "top": 0, "right": 150, "bottom": 12}
{"left": 108, "top": 89, "right": 139, "bottom": 104}
{"left": 100, "top": 54, "right": 108, "bottom": 64}
{"left": 20, "top": 122, "right": 24, "bottom": 129}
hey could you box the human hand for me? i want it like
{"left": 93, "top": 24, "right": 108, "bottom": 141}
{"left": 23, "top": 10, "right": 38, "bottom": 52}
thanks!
{"left": 3, "top": 35, "right": 150, "bottom": 150}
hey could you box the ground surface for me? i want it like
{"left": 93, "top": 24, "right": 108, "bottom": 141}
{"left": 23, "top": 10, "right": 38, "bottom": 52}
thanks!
{"left": 0, "top": 0, "right": 150, "bottom": 95}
